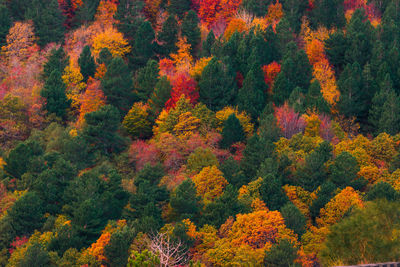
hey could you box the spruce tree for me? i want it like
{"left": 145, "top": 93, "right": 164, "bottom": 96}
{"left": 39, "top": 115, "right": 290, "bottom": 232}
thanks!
{"left": 181, "top": 10, "right": 201, "bottom": 54}
{"left": 168, "top": 0, "right": 191, "bottom": 19}
{"left": 273, "top": 42, "right": 312, "bottom": 105}
{"left": 220, "top": 114, "right": 246, "bottom": 149}
{"left": 43, "top": 47, "right": 69, "bottom": 80}
{"left": 259, "top": 174, "right": 288, "bottom": 211}
{"left": 40, "top": 70, "right": 71, "bottom": 118}
{"left": 114, "top": 0, "right": 144, "bottom": 40}
{"left": 237, "top": 62, "right": 267, "bottom": 120}
{"left": 241, "top": 0, "right": 271, "bottom": 17}
{"left": 134, "top": 59, "right": 159, "bottom": 102}
{"left": 101, "top": 57, "right": 135, "bottom": 117}
{"left": 311, "top": 0, "right": 345, "bottom": 29}
{"left": 131, "top": 21, "right": 155, "bottom": 70}
{"left": 240, "top": 134, "right": 269, "bottom": 182}
{"left": 201, "top": 30, "right": 215, "bottom": 57}
{"left": 78, "top": 45, "right": 96, "bottom": 82}
{"left": 98, "top": 47, "right": 113, "bottom": 66}
{"left": 170, "top": 179, "right": 201, "bottom": 222}
{"left": 157, "top": 15, "right": 179, "bottom": 57}
{"left": 26, "top": 0, "right": 65, "bottom": 47}
{"left": 305, "top": 80, "right": 330, "bottom": 114}
{"left": 199, "top": 58, "right": 237, "bottom": 111}
{"left": 0, "top": 3, "right": 10, "bottom": 47}
{"left": 325, "top": 30, "right": 348, "bottom": 74}
{"left": 149, "top": 76, "right": 172, "bottom": 120}
{"left": 74, "top": 0, "right": 101, "bottom": 25}
{"left": 281, "top": 0, "right": 309, "bottom": 33}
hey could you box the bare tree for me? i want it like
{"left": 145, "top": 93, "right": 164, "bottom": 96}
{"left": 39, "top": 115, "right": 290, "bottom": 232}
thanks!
{"left": 149, "top": 232, "right": 188, "bottom": 267}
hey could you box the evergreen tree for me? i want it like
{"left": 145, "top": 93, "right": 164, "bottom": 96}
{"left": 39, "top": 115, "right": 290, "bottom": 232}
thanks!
{"left": 82, "top": 105, "right": 127, "bottom": 155}
{"left": 157, "top": 15, "right": 179, "bottom": 56}
{"left": 369, "top": 74, "right": 400, "bottom": 135}
{"left": 273, "top": 42, "right": 312, "bottom": 105}
{"left": 199, "top": 58, "right": 237, "bottom": 111}
{"left": 201, "top": 30, "right": 215, "bottom": 57}
{"left": 131, "top": 21, "right": 155, "bottom": 70}
{"left": 168, "top": 0, "right": 191, "bottom": 19}
{"left": 104, "top": 226, "right": 135, "bottom": 267}
{"left": 280, "top": 203, "right": 306, "bottom": 237}
{"left": 0, "top": 3, "right": 10, "bottom": 47}
{"left": 329, "top": 152, "right": 359, "bottom": 188}
{"left": 311, "top": 0, "right": 345, "bottom": 29}
{"left": 98, "top": 47, "right": 113, "bottom": 66}
{"left": 325, "top": 30, "right": 348, "bottom": 74}
{"left": 134, "top": 59, "right": 159, "bottom": 102}
{"left": 19, "top": 242, "right": 51, "bottom": 267}
{"left": 237, "top": 62, "right": 267, "bottom": 120}
{"left": 101, "top": 57, "right": 135, "bottom": 116}
{"left": 43, "top": 47, "right": 69, "bottom": 80}
{"left": 305, "top": 80, "right": 330, "bottom": 114}
{"left": 169, "top": 179, "right": 201, "bottom": 222}
{"left": 259, "top": 174, "right": 289, "bottom": 211}
{"left": 114, "top": 0, "right": 144, "bottom": 40}
{"left": 264, "top": 239, "right": 299, "bottom": 267}
{"left": 365, "top": 182, "right": 398, "bottom": 202}
{"left": 40, "top": 70, "right": 71, "bottom": 118}
{"left": 309, "top": 181, "right": 336, "bottom": 220}
{"left": 8, "top": 192, "right": 44, "bottom": 236}
{"left": 219, "top": 156, "right": 246, "bottom": 188}
{"left": 281, "top": 0, "right": 309, "bottom": 33}
{"left": 337, "top": 62, "right": 366, "bottom": 120}
{"left": 241, "top": 0, "right": 271, "bottom": 17}
{"left": 25, "top": 0, "right": 65, "bottom": 47}
{"left": 78, "top": 45, "right": 96, "bottom": 82}
{"left": 181, "top": 10, "right": 201, "bottom": 54}
{"left": 220, "top": 114, "right": 246, "bottom": 149}
{"left": 149, "top": 76, "right": 172, "bottom": 119}
{"left": 74, "top": 0, "right": 101, "bottom": 25}
{"left": 241, "top": 134, "right": 270, "bottom": 181}
{"left": 8, "top": 0, "right": 30, "bottom": 21}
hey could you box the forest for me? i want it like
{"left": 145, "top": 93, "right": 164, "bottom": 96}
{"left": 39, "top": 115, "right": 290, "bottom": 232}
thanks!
{"left": 0, "top": 0, "right": 400, "bottom": 266}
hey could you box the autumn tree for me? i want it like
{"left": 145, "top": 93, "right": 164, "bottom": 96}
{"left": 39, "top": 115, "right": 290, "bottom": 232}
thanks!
{"left": 101, "top": 57, "right": 135, "bottom": 116}
{"left": 199, "top": 58, "right": 237, "bottom": 111}
{"left": 192, "top": 165, "right": 228, "bottom": 204}
{"left": 77, "top": 78, "right": 106, "bottom": 127}
{"left": 41, "top": 70, "right": 71, "bottom": 118}
{"left": 25, "top": 0, "right": 65, "bottom": 47}
{"left": 78, "top": 45, "right": 96, "bottom": 82}
{"left": 122, "top": 102, "right": 152, "bottom": 139}
{"left": 92, "top": 27, "right": 131, "bottom": 58}
{"left": 165, "top": 73, "right": 199, "bottom": 110}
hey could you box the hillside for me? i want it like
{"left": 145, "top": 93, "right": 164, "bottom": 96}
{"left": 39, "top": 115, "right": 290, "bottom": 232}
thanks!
{"left": 0, "top": 0, "right": 400, "bottom": 266}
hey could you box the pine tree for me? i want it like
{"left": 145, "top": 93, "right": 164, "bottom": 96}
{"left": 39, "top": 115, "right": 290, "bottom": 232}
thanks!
{"left": 101, "top": 57, "right": 135, "bottom": 117}
{"left": 149, "top": 76, "right": 172, "bottom": 119}
{"left": 0, "top": 3, "right": 11, "bottom": 47}
{"left": 325, "top": 30, "right": 348, "bottom": 74}
{"left": 157, "top": 15, "right": 179, "bottom": 57}
{"left": 114, "top": 0, "right": 144, "bottom": 40}
{"left": 281, "top": 0, "right": 309, "bottom": 33}
{"left": 8, "top": 0, "right": 31, "bottom": 21}
{"left": 98, "top": 47, "right": 113, "bottom": 66}
{"left": 369, "top": 74, "right": 400, "bottom": 135}
{"left": 170, "top": 179, "right": 201, "bottom": 221}
{"left": 74, "top": 0, "right": 101, "bottom": 25}
{"left": 273, "top": 42, "right": 312, "bottom": 105}
{"left": 199, "top": 58, "right": 237, "bottom": 111}
{"left": 43, "top": 47, "right": 69, "bottom": 80}
{"left": 201, "top": 30, "right": 215, "bottom": 57}
{"left": 237, "top": 62, "right": 267, "bottom": 120}
{"left": 259, "top": 174, "right": 288, "bottom": 211}
{"left": 40, "top": 70, "right": 71, "bottom": 118}
{"left": 240, "top": 134, "right": 270, "bottom": 181}
{"left": 25, "top": 0, "right": 65, "bottom": 47}
{"left": 241, "top": 0, "right": 271, "bottom": 16}
{"left": 311, "top": 0, "right": 345, "bottom": 29}
{"left": 78, "top": 45, "right": 96, "bottom": 82}
{"left": 181, "top": 10, "right": 201, "bottom": 54}
{"left": 134, "top": 59, "right": 159, "bottom": 102}
{"left": 305, "top": 80, "right": 330, "bottom": 114}
{"left": 131, "top": 20, "right": 155, "bottom": 70}
{"left": 338, "top": 62, "right": 367, "bottom": 120}
{"left": 220, "top": 114, "right": 246, "bottom": 149}
{"left": 168, "top": 0, "right": 191, "bottom": 19}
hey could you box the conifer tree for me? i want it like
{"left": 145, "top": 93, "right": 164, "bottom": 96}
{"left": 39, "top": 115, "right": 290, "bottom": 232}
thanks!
{"left": 26, "top": 0, "right": 65, "bottom": 47}
{"left": 305, "top": 80, "right": 330, "bottom": 114}
{"left": 241, "top": 0, "right": 271, "bottom": 17}
{"left": 132, "top": 20, "right": 155, "bottom": 70}
{"left": 181, "top": 10, "right": 201, "bottom": 54}
{"left": 157, "top": 15, "right": 179, "bottom": 57}
{"left": 201, "top": 30, "right": 215, "bottom": 57}
{"left": 134, "top": 60, "right": 159, "bottom": 102}
{"left": 114, "top": 0, "right": 144, "bottom": 40}
{"left": 78, "top": 45, "right": 96, "bottom": 82}
{"left": 98, "top": 47, "right": 113, "bottom": 66}
{"left": 199, "top": 58, "right": 237, "bottom": 111}
{"left": 220, "top": 114, "right": 246, "bottom": 149}
{"left": 101, "top": 57, "right": 135, "bottom": 117}
{"left": 237, "top": 62, "right": 267, "bottom": 120}
{"left": 74, "top": 0, "right": 101, "bottom": 25}
{"left": 149, "top": 76, "right": 172, "bottom": 119}
{"left": 40, "top": 70, "right": 71, "bottom": 118}
{"left": 43, "top": 47, "right": 69, "bottom": 80}
{"left": 170, "top": 179, "right": 201, "bottom": 221}
{"left": 0, "top": 3, "right": 10, "bottom": 47}
{"left": 168, "top": 0, "right": 191, "bottom": 19}
{"left": 311, "top": 0, "right": 345, "bottom": 29}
